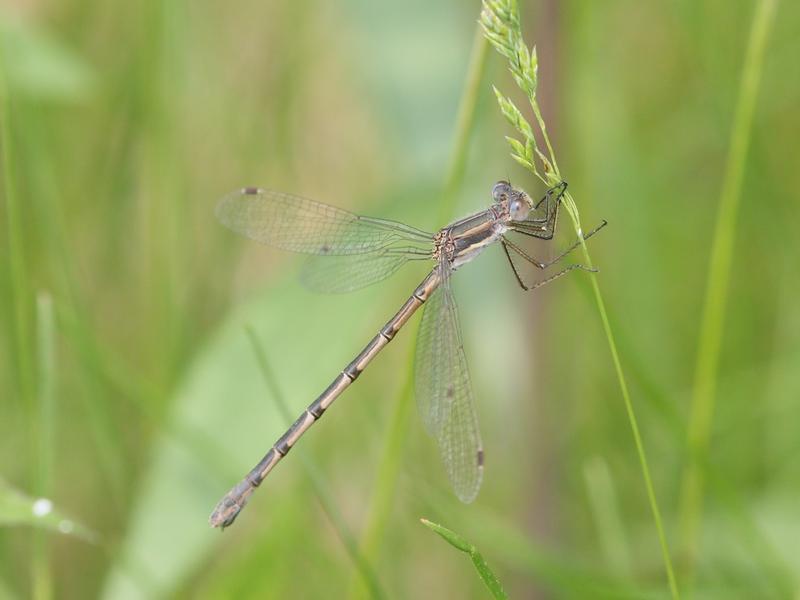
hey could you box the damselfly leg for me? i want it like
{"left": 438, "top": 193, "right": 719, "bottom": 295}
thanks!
{"left": 502, "top": 220, "right": 608, "bottom": 291}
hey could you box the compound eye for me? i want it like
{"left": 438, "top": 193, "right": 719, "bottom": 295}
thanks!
{"left": 492, "top": 180, "right": 510, "bottom": 201}
{"left": 509, "top": 195, "right": 531, "bottom": 220}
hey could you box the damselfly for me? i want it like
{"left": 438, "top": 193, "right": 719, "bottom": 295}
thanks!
{"left": 210, "top": 181, "right": 605, "bottom": 528}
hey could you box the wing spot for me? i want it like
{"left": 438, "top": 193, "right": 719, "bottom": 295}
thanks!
{"left": 243, "top": 187, "right": 260, "bottom": 195}
{"left": 477, "top": 449, "right": 484, "bottom": 467}
{"left": 320, "top": 244, "right": 330, "bottom": 254}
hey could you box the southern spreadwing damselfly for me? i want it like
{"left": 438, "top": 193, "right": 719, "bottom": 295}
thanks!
{"left": 209, "top": 180, "right": 606, "bottom": 528}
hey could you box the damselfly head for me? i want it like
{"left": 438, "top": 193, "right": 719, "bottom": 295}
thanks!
{"left": 492, "top": 180, "right": 532, "bottom": 221}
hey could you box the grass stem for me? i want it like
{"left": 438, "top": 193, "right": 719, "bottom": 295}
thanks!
{"left": 481, "top": 0, "right": 679, "bottom": 595}
{"left": 32, "top": 294, "right": 56, "bottom": 600}
{"left": 0, "top": 43, "right": 35, "bottom": 411}
{"left": 578, "top": 239, "right": 680, "bottom": 599}
{"left": 567, "top": 217, "right": 679, "bottom": 598}
{"left": 583, "top": 457, "right": 632, "bottom": 578}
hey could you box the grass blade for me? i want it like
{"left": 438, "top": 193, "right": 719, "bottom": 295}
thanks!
{"left": 578, "top": 245, "right": 679, "bottom": 599}
{"left": 420, "top": 518, "right": 507, "bottom": 600}
{"left": 32, "top": 293, "right": 56, "bottom": 600}
{"left": 583, "top": 457, "right": 632, "bottom": 578}
{"left": 0, "top": 33, "right": 35, "bottom": 412}
{"left": 0, "top": 478, "right": 96, "bottom": 543}
{"left": 679, "top": 0, "right": 779, "bottom": 577}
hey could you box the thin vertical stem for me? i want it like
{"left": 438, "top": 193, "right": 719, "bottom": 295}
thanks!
{"left": 557, "top": 199, "right": 679, "bottom": 597}
{"left": 545, "top": 140, "right": 679, "bottom": 595}
{"left": 577, "top": 241, "right": 680, "bottom": 600}
{"left": 679, "top": 0, "right": 778, "bottom": 576}
{"left": 0, "top": 46, "right": 35, "bottom": 409}
{"left": 32, "top": 294, "right": 56, "bottom": 600}
{"left": 494, "top": 3, "right": 681, "bottom": 589}
{"left": 583, "top": 457, "right": 632, "bottom": 578}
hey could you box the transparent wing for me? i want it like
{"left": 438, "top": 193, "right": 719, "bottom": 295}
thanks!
{"left": 300, "top": 247, "right": 431, "bottom": 294}
{"left": 415, "top": 263, "right": 454, "bottom": 434}
{"left": 216, "top": 188, "right": 432, "bottom": 255}
{"left": 414, "top": 262, "right": 484, "bottom": 503}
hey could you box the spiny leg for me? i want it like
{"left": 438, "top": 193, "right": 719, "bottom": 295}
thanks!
{"left": 502, "top": 240, "right": 530, "bottom": 290}
{"left": 502, "top": 240, "right": 598, "bottom": 291}
{"left": 524, "top": 262, "right": 596, "bottom": 291}
{"left": 505, "top": 220, "right": 607, "bottom": 270}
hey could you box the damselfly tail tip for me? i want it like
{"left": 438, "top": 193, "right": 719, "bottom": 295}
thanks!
{"left": 209, "top": 480, "right": 256, "bottom": 529}
{"left": 209, "top": 504, "right": 239, "bottom": 530}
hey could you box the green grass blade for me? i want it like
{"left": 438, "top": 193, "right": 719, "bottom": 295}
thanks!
{"left": 32, "top": 293, "right": 56, "bottom": 600}
{"left": 421, "top": 518, "right": 507, "bottom": 599}
{"left": 679, "top": 0, "right": 779, "bottom": 577}
{"left": 583, "top": 456, "right": 632, "bottom": 578}
{"left": 578, "top": 241, "right": 679, "bottom": 599}
{"left": 0, "top": 36, "right": 35, "bottom": 412}
{"left": 0, "top": 477, "right": 96, "bottom": 543}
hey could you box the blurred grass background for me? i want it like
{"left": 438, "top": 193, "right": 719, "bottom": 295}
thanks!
{"left": 1, "top": 0, "right": 799, "bottom": 598}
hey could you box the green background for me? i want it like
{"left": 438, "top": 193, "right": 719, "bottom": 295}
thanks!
{"left": 1, "top": 0, "right": 798, "bottom": 597}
